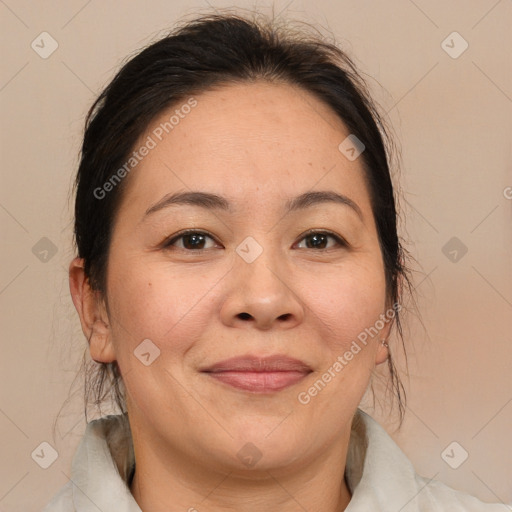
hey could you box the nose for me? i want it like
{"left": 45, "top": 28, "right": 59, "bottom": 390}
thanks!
{"left": 219, "top": 245, "right": 304, "bottom": 331}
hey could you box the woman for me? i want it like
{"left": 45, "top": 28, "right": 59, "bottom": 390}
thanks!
{"left": 44, "top": 12, "right": 508, "bottom": 511}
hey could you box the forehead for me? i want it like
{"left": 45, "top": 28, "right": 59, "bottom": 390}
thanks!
{"left": 118, "top": 81, "right": 372, "bottom": 219}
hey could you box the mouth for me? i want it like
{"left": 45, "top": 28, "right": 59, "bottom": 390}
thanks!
{"left": 200, "top": 354, "right": 313, "bottom": 393}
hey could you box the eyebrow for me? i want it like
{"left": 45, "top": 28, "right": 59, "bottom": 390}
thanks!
{"left": 144, "top": 190, "right": 363, "bottom": 220}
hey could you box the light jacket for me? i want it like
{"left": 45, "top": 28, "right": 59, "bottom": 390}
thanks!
{"left": 43, "top": 408, "right": 510, "bottom": 511}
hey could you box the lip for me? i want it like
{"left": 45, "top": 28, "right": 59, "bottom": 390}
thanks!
{"left": 200, "top": 355, "right": 312, "bottom": 393}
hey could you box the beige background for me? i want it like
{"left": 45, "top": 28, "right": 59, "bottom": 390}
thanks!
{"left": 1, "top": 0, "right": 511, "bottom": 510}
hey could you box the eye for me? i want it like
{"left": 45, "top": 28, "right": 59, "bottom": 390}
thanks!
{"left": 161, "top": 229, "right": 347, "bottom": 252}
{"left": 295, "top": 230, "right": 347, "bottom": 250}
{"left": 162, "top": 230, "right": 219, "bottom": 251}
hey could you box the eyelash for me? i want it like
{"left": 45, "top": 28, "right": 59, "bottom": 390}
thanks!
{"left": 161, "top": 229, "right": 347, "bottom": 252}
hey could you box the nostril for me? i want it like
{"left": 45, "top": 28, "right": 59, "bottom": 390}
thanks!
{"left": 238, "top": 312, "right": 252, "bottom": 320}
{"left": 279, "top": 313, "right": 291, "bottom": 321}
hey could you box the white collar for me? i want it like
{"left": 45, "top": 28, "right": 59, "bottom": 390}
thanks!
{"left": 45, "top": 408, "right": 508, "bottom": 511}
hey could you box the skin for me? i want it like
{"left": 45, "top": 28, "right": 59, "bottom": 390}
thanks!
{"left": 69, "top": 81, "right": 392, "bottom": 512}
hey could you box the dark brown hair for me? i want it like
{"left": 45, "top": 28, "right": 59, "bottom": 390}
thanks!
{"left": 72, "top": 12, "right": 413, "bottom": 426}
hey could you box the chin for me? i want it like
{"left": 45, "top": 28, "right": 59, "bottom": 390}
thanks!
{"left": 223, "top": 444, "right": 306, "bottom": 478}
{"left": 226, "top": 425, "right": 308, "bottom": 471}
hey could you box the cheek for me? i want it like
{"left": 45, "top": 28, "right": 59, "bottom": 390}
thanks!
{"left": 106, "top": 262, "right": 220, "bottom": 364}
{"left": 294, "top": 259, "right": 387, "bottom": 425}
{"left": 303, "top": 259, "right": 387, "bottom": 353}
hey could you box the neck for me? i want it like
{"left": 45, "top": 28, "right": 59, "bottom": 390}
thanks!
{"left": 129, "top": 427, "right": 353, "bottom": 512}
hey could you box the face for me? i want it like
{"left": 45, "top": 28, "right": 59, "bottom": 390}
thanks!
{"left": 73, "top": 81, "right": 391, "bottom": 475}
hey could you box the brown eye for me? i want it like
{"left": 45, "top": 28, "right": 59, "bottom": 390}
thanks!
{"left": 296, "top": 230, "right": 346, "bottom": 250}
{"left": 163, "top": 230, "right": 218, "bottom": 251}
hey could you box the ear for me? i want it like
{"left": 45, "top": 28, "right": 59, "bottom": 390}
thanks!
{"left": 374, "top": 316, "right": 393, "bottom": 366}
{"left": 69, "top": 257, "right": 116, "bottom": 363}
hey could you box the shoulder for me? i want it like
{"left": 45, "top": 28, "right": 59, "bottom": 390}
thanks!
{"left": 42, "top": 414, "right": 137, "bottom": 512}
{"left": 41, "top": 481, "right": 74, "bottom": 511}
{"left": 349, "top": 409, "right": 511, "bottom": 511}
{"left": 415, "top": 474, "right": 511, "bottom": 511}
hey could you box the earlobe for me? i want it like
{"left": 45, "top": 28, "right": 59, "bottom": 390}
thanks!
{"left": 375, "top": 315, "right": 393, "bottom": 365}
{"left": 89, "top": 319, "right": 117, "bottom": 363}
{"left": 375, "top": 339, "right": 389, "bottom": 365}
{"left": 68, "top": 257, "right": 116, "bottom": 363}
